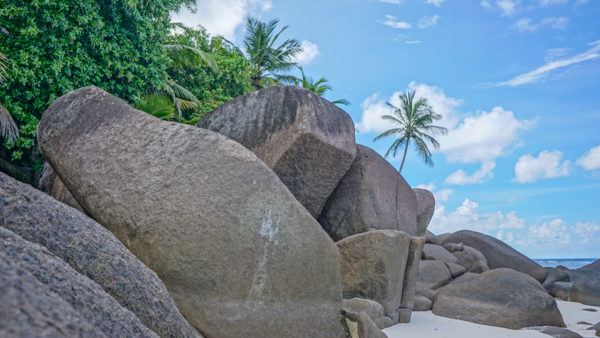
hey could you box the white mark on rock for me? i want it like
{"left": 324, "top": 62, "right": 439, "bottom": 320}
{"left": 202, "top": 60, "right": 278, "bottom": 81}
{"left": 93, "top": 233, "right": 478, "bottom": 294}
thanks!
{"left": 249, "top": 211, "right": 279, "bottom": 298}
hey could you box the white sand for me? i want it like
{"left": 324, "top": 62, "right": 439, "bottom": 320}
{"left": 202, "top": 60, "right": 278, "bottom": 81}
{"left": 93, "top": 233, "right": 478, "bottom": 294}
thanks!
{"left": 384, "top": 300, "right": 600, "bottom": 338}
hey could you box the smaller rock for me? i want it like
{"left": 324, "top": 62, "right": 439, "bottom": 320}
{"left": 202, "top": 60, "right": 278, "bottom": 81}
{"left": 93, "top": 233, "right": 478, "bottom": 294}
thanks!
{"left": 425, "top": 231, "right": 438, "bottom": 245}
{"left": 416, "top": 288, "right": 437, "bottom": 301}
{"left": 523, "top": 326, "right": 582, "bottom": 338}
{"left": 576, "top": 321, "right": 591, "bottom": 325}
{"left": 417, "top": 260, "right": 452, "bottom": 290}
{"left": 342, "top": 310, "right": 389, "bottom": 338}
{"left": 448, "top": 272, "right": 482, "bottom": 285}
{"left": 583, "top": 308, "right": 598, "bottom": 312}
{"left": 414, "top": 189, "right": 435, "bottom": 237}
{"left": 548, "top": 282, "right": 573, "bottom": 301}
{"left": 343, "top": 298, "right": 391, "bottom": 329}
{"left": 450, "top": 245, "right": 489, "bottom": 273}
{"left": 422, "top": 244, "right": 458, "bottom": 263}
{"left": 397, "top": 236, "right": 425, "bottom": 324}
{"left": 38, "top": 163, "right": 84, "bottom": 212}
{"left": 436, "top": 233, "right": 451, "bottom": 243}
{"left": 543, "top": 267, "right": 570, "bottom": 289}
{"left": 445, "top": 262, "right": 467, "bottom": 278}
{"left": 413, "top": 296, "right": 433, "bottom": 312}
{"left": 443, "top": 243, "right": 463, "bottom": 252}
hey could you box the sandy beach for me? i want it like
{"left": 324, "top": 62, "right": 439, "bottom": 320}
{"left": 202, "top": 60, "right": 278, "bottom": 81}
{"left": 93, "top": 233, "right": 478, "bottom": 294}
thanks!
{"left": 384, "top": 300, "right": 600, "bottom": 338}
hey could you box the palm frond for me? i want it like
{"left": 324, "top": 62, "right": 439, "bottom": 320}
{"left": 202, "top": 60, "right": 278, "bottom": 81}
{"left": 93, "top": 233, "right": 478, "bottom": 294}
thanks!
{"left": 0, "top": 156, "right": 29, "bottom": 181}
{"left": 331, "top": 98, "right": 350, "bottom": 106}
{"left": 412, "top": 135, "right": 434, "bottom": 166}
{"left": 374, "top": 128, "right": 403, "bottom": 142}
{"left": 0, "top": 103, "right": 19, "bottom": 142}
{"left": 164, "top": 44, "right": 218, "bottom": 72}
{"left": 134, "top": 94, "right": 175, "bottom": 120}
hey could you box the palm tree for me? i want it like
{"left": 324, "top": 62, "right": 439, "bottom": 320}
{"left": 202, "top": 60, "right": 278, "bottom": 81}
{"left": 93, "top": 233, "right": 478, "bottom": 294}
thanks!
{"left": 243, "top": 18, "right": 302, "bottom": 89}
{"left": 374, "top": 90, "right": 447, "bottom": 174}
{"left": 0, "top": 26, "right": 18, "bottom": 143}
{"left": 296, "top": 68, "right": 349, "bottom": 106}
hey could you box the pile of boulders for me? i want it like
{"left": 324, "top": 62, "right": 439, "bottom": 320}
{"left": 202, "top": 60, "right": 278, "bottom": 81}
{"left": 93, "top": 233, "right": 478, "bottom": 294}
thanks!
{"left": 1, "top": 86, "right": 433, "bottom": 338}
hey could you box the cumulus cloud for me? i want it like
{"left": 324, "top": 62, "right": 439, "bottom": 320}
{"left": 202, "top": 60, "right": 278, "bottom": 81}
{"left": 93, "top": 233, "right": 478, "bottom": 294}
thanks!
{"left": 500, "top": 40, "right": 600, "bottom": 86}
{"left": 171, "top": 0, "right": 272, "bottom": 40}
{"left": 424, "top": 0, "right": 446, "bottom": 6}
{"left": 292, "top": 40, "right": 320, "bottom": 65}
{"left": 512, "top": 17, "right": 569, "bottom": 33}
{"left": 513, "top": 218, "right": 600, "bottom": 256}
{"left": 577, "top": 145, "right": 600, "bottom": 171}
{"left": 358, "top": 83, "right": 531, "bottom": 184}
{"left": 514, "top": 150, "right": 570, "bottom": 183}
{"left": 418, "top": 15, "right": 440, "bottom": 29}
{"left": 429, "top": 198, "right": 525, "bottom": 234}
{"left": 381, "top": 15, "right": 412, "bottom": 29}
{"left": 415, "top": 183, "right": 454, "bottom": 202}
{"left": 481, "top": 0, "right": 519, "bottom": 16}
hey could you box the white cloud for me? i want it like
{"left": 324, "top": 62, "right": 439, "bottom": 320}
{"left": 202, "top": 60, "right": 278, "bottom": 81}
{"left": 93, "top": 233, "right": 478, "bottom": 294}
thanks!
{"left": 500, "top": 40, "right": 600, "bottom": 86}
{"left": 418, "top": 15, "right": 440, "bottom": 29}
{"left": 405, "top": 40, "right": 423, "bottom": 44}
{"left": 424, "top": 0, "right": 446, "bottom": 6}
{"left": 445, "top": 161, "right": 496, "bottom": 185}
{"left": 292, "top": 40, "right": 320, "bottom": 65}
{"left": 513, "top": 218, "right": 600, "bottom": 256}
{"left": 358, "top": 83, "right": 531, "bottom": 184}
{"left": 379, "top": 0, "right": 404, "bottom": 4}
{"left": 577, "top": 145, "right": 600, "bottom": 171}
{"left": 171, "top": 0, "right": 272, "bottom": 40}
{"left": 481, "top": 0, "right": 519, "bottom": 16}
{"left": 512, "top": 17, "right": 569, "bottom": 33}
{"left": 514, "top": 150, "right": 570, "bottom": 183}
{"left": 381, "top": 15, "right": 412, "bottom": 29}
{"left": 429, "top": 198, "right": 525, "bottom": 234}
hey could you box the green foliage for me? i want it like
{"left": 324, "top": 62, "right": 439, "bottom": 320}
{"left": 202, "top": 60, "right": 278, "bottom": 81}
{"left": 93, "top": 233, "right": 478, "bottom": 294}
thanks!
{"left": 164, "top": 25, "right": 253, "bottom": 123}
{"left": 243, "top": 18, "right": 302, "bottom": 89}
{"left": 134, "top": 94, "right": 176, "bottom": 121}
{"left": 374, "top": 90, "right": 448, "bottom": 173}
{"left": 0, "top": 0, "right": 190, "bottom": 182}
{"left": 296, "top": 68, "right": 350, "bottom": 106}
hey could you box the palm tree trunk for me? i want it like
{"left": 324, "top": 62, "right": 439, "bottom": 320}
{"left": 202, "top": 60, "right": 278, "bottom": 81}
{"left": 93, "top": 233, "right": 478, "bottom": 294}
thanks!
{"left": 395, "top": 138, "right": 410, "bottom": 229}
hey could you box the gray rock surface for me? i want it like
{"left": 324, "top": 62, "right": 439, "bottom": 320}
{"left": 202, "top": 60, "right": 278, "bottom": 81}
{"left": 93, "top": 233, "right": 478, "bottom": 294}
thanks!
{"left": 0, "top": 172, "right": 200, "bottom": 338}
{"left": 543, "top": 267, "right": 570, "bottom": 289}
{"left": 417, "top": 260, "right": 453, "bottom": 290}
{"left": 446, "top": 262, "right": 467, "bottom": 278}
{"left": 337, "top": 230, "right": 411, "bottom": 322}
{"left": 414, "top": 188, "right": 435, "bottom": 236}
{"left": 422, "top": 244, "right": 458, "bottom": 263}
{"left": 319, "top": 145, "right": 418, "bottom": 240}
{"left": 0, "top": 257, "right": 103, "bottom": 338}
{"left": 416, "top": 287, "right": 437, "bottom": 301}
{"left": 398, "top": 236, "right": 425, "bottom": 323}
{"left": 0, "top": 227, "right": 156, "bottom": 337}
{"left": 447, "top": 272, "right": 482, "bottom": 286}
{"left": 523, "top": 326, "right": 582, "bottom": 338}
{"left": 199, "top": 86, "right": 356, "bottom": 217}
{"left": 441, "top": 230, "right": 547, "bottom": 282}
{"left": 343, "top": 298, "right": 393, "bottom": 329}
{"left": 343, "top": 310, "right": 389, "bottom": 338}
{"left": 548, "top": 281, "right": 572, "bottom": 301}
{"left": 444, "top": 244, "right": 489, "bottom": 273}
{"left": 433, "top": 268, "right": 565, "bottom": 329}
{"left": 566, "top": 259, "right": 600, "bottom": 306}
{"left": 38, "top": 86, "right": 344, "bottom": 338}
{"left": 413, "top": 295, "right": 433, "bottom": 311}
{"left": 425, "top": 231, "right": 438, "bottom": 244}
{"left": 39, "top": 162, "right": 84, "bottom": 212}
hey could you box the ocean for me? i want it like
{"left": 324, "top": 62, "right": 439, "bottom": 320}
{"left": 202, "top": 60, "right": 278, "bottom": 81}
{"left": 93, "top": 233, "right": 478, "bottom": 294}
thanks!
{"left": 534, "top": 258, "right": 597, "bottom": 270}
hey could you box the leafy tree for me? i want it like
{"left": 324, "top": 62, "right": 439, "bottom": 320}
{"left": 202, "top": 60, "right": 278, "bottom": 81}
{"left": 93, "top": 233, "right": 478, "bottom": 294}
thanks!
{"left": 243, "top": 18, "right": 302, "bottom": 89}
{"left": 374, "top": 90, "right": 447, "bottom": 173}
{"left": 0, "top": 0, "right": 192, "bottom": 183}
{"left": 296, "top": 68, "right": 349, "bottom": 106}
{"left": 163, "top": 25, "right": 253, "bottom": 124}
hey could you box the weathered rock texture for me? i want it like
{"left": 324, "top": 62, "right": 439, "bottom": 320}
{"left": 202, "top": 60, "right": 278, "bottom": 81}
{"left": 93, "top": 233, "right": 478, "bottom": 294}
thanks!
{"left": 417, "top": 260, "right": 453, "bottom": 290}
{"left": 414, "top": 188, "right": 434, "bottom": 236}
{"left": 0, "top": 172, "right": 200, "bottom": 338}
{"left": 38, "top": 162, "right": 84, "bottom": 212}
{"left": 37, "top": 86, "right": 344, "bottom": 338}
{"left": 199, "top": 86, "right": 356, "bottom": 218}
{"left": 319, "top": 145, "right": 418, "bottom": 240}
{"left": 422, "top": 244, "right": 458, "bottom": 263}
{"left": 337, "top": 230, "right": 410, "bottom": 323}
{"left": 0, "top": 257, "right": 103, "bottom": 338}
{"left": 342, "top": 298, "right": 393, "bottom": 329}
{"left": 444, "top": 244, "right": 489, "bottom": 273}
{"left": 565, "top": 259, "right": 600, "bottom": 306}
{"left": 433, "top": 268, "right": 565, "bottom": 329}
{"left": 441, "top": 230, "right": 547, "bottom": 282}
{"left": 0, "top": 227, "right": 156, "bottom": 337}
{"left": 397, "top": 236, "right": 425, "bottom": 323}
{"left": 342, "top": 310, "right": 389, "bottom": 338}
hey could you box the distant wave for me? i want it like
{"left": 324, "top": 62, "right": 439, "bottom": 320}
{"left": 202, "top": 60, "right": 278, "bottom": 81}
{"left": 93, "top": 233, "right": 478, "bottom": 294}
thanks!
{"left": 534, "top": 258, "right": 597, "bottom": 270}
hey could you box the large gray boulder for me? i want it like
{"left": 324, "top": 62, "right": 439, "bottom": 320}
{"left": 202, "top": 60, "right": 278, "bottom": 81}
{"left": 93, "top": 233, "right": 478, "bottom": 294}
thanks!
{"left": 38, "top": 86, "right": 344, "bottom": 338}
{"left": 565, "top": 259, "right": 600, "bottom": 306}
{"left": 422, "top": 244, "right": 458, "bottom": 263}
{"left": 39, "top": 162, "right": 84, "bottom": 212}
{"left": 444, "top": 243, "right": 489, "bottom": 273}
{"left": 337, "top": 230, "right": 411, "bottom": 323}
{"left": 433, "top": 268, "right": 565, "bottom": 329}
{"left": 319, "top": 145, "right": 418, "bottom": 240}
{"left": 0, "top": 258, "right": 103, "bottom": 338}
{"left": 0, "top": 227, "right": 156, "bottom": 337}
{"left": 0, "top": 172, "right": 200, "bottom": 338}
{"left": 440, "top": 230, "right": 547, "bottom": 282}
{"left": 414, "top": 188, "right": 434, "bottom": 236}
{"left": 198, "top": 86, "right": 356, "bottom": 218}
{"left": 417, "top": 260, "right": 453, "bottom": 290}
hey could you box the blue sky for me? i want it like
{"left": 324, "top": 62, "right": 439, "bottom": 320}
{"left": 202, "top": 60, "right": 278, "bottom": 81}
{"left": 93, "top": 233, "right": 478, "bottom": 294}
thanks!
{"left": 174, "top": 0, "right": 600, "bottom": 258}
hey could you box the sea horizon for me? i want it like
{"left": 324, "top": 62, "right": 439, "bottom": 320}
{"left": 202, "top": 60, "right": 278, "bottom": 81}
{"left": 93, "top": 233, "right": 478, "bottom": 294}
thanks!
{"left": 534, "top": 258, "right": 598, "bottom": 270}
